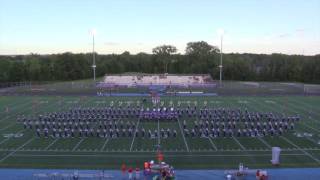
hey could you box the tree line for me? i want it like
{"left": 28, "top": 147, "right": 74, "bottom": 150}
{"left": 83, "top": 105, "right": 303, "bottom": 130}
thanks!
{"left": 0, "top": 41, "right": 319, "bottom": 83}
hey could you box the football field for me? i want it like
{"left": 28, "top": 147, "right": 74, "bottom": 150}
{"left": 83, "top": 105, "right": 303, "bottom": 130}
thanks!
{"left": 0, "top": 95, "right": 320, "bottom": 169}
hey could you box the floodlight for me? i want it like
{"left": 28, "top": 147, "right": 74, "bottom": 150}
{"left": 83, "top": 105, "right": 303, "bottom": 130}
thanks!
{"left": 90, "top": 29, "right": 97, "bottom": 36}
{"left": 217, "top": 28, "right": 224, "bottom": 85}
{"left": 217, "top": 29, "right": 225, "bottom": 37}
{"left": 90, "top": 28, "right": 97, "bottom": 81}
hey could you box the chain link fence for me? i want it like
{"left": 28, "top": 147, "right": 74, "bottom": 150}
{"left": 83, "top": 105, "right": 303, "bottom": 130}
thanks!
{"left": 0, "top": 80, "right": 319, "bottom": 96}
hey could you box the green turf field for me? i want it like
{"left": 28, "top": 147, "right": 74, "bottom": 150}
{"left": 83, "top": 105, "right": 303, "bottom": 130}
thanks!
{"left": 0, "top": 95, "right": 319, "bottom": 169}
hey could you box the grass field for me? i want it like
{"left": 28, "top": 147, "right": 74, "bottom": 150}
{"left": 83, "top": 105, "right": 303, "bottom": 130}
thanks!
{"left": 5, "top": 80, "right": 320, "bottom": 96}
{"left": 0, "top": 95, "right": 319, "bottom": 169}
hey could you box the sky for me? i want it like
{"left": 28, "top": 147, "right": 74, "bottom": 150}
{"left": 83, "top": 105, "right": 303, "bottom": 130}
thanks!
{"left": 0, "top": 0, "right": 319, "bottom": 55}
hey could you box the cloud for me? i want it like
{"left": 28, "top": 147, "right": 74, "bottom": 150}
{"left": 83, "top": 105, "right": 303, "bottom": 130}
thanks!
{"left": 104, "top": 42, "right": 119, "bottom": 46}
{"left": 295, "top": 29, "right": 306, "bottom": 37}
{"left": 278, "top": 33, "right": 291, "bottom": 38}
{"left": 295, "top": 28, "right": 305, "bottom": 33}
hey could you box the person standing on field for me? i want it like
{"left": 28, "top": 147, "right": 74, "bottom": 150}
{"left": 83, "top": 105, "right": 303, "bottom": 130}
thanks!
{"left": 128, "top": 167, "right": 133, "bottom": 180}
{"left": 135, "top": 167, "right": 140, "bottom": 179}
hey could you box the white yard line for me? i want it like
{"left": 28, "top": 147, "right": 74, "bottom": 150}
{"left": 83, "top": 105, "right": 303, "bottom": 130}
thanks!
{"left": 288, "top": 100, "right": 320, "bottom": 116}
{"left": 232, "top": 137, "right": 246, "bottom": 150}
{"left": 208, "top": 137, "right": 217, "bottom": 151}
{"left": 0, "top": 129, "right": 26, "bottom": 146}
{"left": 281, "top": 136, "right": 320, "bottom": 165}
{"left": 251, "top": 98, "right": 320, "bottom": 136}
{"left": 222, "top": 98, "right": 250, "bottom": 150}
{"left": 257, "top": 137, "right": 272, "bottom": 149}
{"left": 250, "top": 98, "right": 320, "bottom": 133}
{"left": 129, "top": 119, "right": 140, "bottom": 151}
{"left": 0, "top": 137, "right": 35, "bottom": 163}
{"left": 157, "top": 119, "right": 160, "bottom": 146}
{"left": 0, "top": 98, "right": 21, "bottom": 115}
{"left": 177, "top": 117, "right": 190, "bottom": 152}
{"left": 10, "top": 153, "right": 306, "bottom": 158}
{"left": 279, "top": 99, "right": 320, "bottom": 125}
{"left": 305, "top": 137, "right": 320, "bottom": 146}
{"left": 44, "top": 139, "right": 59, "bottom": 151}
{"left": 252, "top": 99, "right": 320, "bottom": 135}
{"left": 0, "top": 138, "right": 11, "bottom": 146}
{"left": 0, "top": 98, "right": 31, "bottom": 113}
{"left": 246, "top": 99, "right": 320, "bottom": 132}
{"left": 195, "top": 114, "right": 218, "bottom": 151}
{"left": 300, "top": 123, "right": 320, "bottom": 133}
{"left": 0, "top": 97, "right": 64, "bottom": 132}
{"left": 0, "top": 147, "right": 319, "bottom": 153}
{"left": 0, "top": 123, "right": 17, "bottom": 131}
{"left": 72, "top": 139, "right": 84, "bottom": 151}
{"left": 0, "top": 100, "right": 35, "bottom": 122}
{"left": 0, "top": 146, "right": 320, "bottom": 153}
{"left": 70, "top": 98, "right": 101, "bottom": 152}
{"left": 289, "top": 98, "right": 320, "bottom": 116}
{"left": 100, "top": 138, "right": 110, "bottom": 151}
{"left": 100, "top": 117, "right": 121, "bottom": 151}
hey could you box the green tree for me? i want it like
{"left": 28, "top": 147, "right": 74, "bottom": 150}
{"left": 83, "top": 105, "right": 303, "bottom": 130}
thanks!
{"left": 185, "top": 41, "right": 219, "bottom": 56}
{"left": 185, "top": 41, "right": 219, "bottom": 74}
{"left": 9, "top": 61, "right": 26, "bottom": 82}
{"left": 152, "top": 45, "right": 177, "bottom": 73}
{"left": 0, "top": 47, "right": 319, "bottom": 83}
{"left": 25, "top": 56, "right": 41, "bottom": 81}
{"left": 0, "top": 58, "right": 11, "bottom": 82}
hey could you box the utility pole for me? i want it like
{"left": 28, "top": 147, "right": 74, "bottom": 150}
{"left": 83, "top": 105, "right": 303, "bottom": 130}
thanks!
{"left": 91, "top": 29, "right": 96, "bottom": 81}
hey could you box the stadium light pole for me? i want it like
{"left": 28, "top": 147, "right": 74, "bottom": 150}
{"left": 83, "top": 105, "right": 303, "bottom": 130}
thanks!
{"left": 217, "top": 29, "right": 224, "bottom": 86}
{"left": 91, "top": 29, "right": 97, "bottom": 81}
